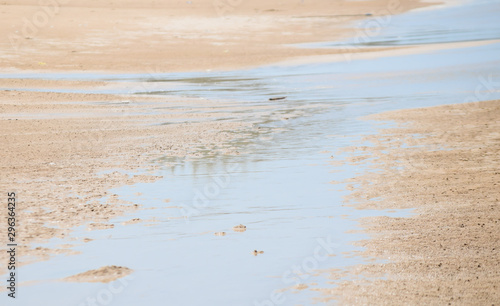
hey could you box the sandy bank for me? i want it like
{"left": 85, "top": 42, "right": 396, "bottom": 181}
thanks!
{"left": 1, "top": 0, "right": 428, "bottom": 73}
{"left": 322, "top": 100, "right": 500, "bottom": 304}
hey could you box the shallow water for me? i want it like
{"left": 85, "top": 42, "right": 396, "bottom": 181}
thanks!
{"left": 298, "top": 0, "right": 500, "bottom": 48}
{"left": 2, "top": 0, "right": 500, "bottom": 305}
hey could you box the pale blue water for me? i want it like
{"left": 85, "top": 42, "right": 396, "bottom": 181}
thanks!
{"left": 297, "top": 0, "right": 500, "bottom": 48}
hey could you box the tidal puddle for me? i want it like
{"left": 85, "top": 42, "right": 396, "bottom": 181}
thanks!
{"left": 2, "top": 0, "right": 500, "bottom": 305}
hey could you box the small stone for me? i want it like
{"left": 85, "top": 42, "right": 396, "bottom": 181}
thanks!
{"left": 269, "top": 96, "right": 286, "bottom": 101}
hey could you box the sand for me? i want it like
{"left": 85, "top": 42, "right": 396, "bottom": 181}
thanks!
{"left": 319, "top": 100, "right": 500, "bottom": 304}
{"left": 1, "top": 0, "right": 428, "bottom": 73}
{"left": 65, "top": 265, "right": 133, "bottom": 283}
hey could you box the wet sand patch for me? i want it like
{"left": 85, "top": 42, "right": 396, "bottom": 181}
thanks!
{"left": 65, "top": 266, "right": 133, "bottom": 283}
{"left": 0, "top": 88, "right": 257, "bottom": 270}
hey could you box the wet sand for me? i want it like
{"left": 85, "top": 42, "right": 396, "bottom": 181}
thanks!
{"left": 65, "top": 265, "right": 133, "bottom": 283}
{"left": 0, "top": 88, "right": 257, "bottom": 269}
{"left": 321, "top": 100, "right": 500, "bottom": 304}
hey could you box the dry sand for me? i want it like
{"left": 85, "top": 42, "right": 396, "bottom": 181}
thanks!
{"left": 1, "top": 0, "right": 428, "bottom": 73}
{"left": 319, "top": 100, "right": 500, "bottom": 304}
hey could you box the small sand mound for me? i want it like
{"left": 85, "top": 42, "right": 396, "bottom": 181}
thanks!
{"left": 232, "top": 224, "right": 247, "bottom": 232}
{"left": 121, "top": 218, "right": 142, "bottom": 225}
{"left": 65, "top": 265, "right": 132, "bottom": 283}
{"left": 87, "top": 223, "right": 114, "bottom": 231}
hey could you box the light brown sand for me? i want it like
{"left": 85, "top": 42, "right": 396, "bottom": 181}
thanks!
{"left": 319, "top": 100, "right": 500, "bottom": 304}
{"left": 1, "top": 0, "right": 428, "bottom": 73}
{"left": 65, "top": 265, "right": 132, "bottom": 283}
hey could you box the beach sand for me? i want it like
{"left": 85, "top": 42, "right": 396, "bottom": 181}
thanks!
{"left": 1, "top": 0, "right": 426, "bottom": 73}
{"left": 320, "top": 100, "right": 500, "bottom": 304}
